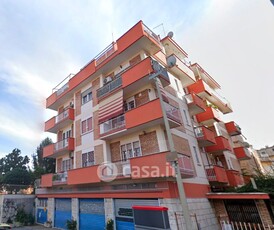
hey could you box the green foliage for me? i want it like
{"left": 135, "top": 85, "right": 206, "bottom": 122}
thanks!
{"left": 232, "top": 174, "right": 274, "bottom": 195}
{"left": 106, "top": 218, "right": 114, "bottom": 230}
{"left": 32, "top": 137, "right": 55, "bottom": 181}
{"left": 66, "top": 219, "right": 77, "bottom": 230}
{"left": 0, "top": 148, "right": 29, "bottom": 175}
{"left": 2, "top": 168, "right": 31, "bottom": 192}
{"left": 15, "top": 208, "right": 34, "bottom": 225}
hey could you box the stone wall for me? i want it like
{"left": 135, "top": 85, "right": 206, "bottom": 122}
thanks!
{"left": 159, "top": 198, "right": 220, "bottom": 230}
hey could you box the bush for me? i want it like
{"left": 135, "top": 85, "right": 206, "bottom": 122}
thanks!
{"left": 106, "top": 218, "right": 114, "bottom": 230}
{"left": 66, "top": 219, "right": 77, "bottom": 230}
{"left": 15, "top": 208, "right": 34, "bottom": 225}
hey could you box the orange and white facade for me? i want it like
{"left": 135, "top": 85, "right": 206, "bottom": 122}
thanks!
{"left": 37, "top": 21, "right": 260, "bottom": 229}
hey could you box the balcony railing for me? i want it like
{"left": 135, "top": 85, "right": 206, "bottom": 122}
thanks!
{"left": 52, "top": 73, "right": 74, "bottom": 96}
{"left": 178, "top": 154, "right": 194, "bottom": 177}
{"left": 194, "top": 126, "right": 216, "bottom": 146}
{"left": 55, "top": 108, "right": 73, "bottom": 123}
{"left": 94, "top": 42, "right": 117, "bottom": 66}
{"left": 100, "top": 114, "right": 125, "bottom": 135}
{"left": 54, "top": 137, "right": 74, "bottom": 152}
{"left": 164, "top": 102, "right": 181, "bottom": 124}
{"left": 205, "top": 165, "right": 229, "bottom": 183}
{"left": 97, "top": 75, "right": 122, "bottom": 99}
{"left": 52, "top": 172, "right": 68, "bottom": 185}
{"left": 142, "top": 23, "right": 161, "bottom": 46}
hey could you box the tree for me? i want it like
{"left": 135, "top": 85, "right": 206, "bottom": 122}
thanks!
{"left": 2, "top": 168, "right": 31, "bottom": 192}
{"left": 0, "top": 148, "right": 29, "bottom": 175}
{"left": 32, "top": 137, "right": 55, "bottom": 180}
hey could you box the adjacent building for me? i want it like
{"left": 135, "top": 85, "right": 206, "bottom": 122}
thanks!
{"left": 36, "top": 21, "right": 273, "bottom": 229}
{"left": 257, "top": 145, "right": 274, "bottom": 175}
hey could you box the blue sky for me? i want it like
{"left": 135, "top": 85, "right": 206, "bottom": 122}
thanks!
{"left": 0, "top": 0, "right": 273, "bottom": 158}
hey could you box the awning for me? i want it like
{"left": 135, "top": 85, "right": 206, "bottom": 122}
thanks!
{"left": 98, "top": 90, "right": 123, "bottom": 123}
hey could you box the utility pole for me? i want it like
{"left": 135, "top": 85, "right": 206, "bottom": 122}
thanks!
{"left": 152, "top": 75, "right": 195, "bottom": 230}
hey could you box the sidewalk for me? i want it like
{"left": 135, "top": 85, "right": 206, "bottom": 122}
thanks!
{"left": 14, "top": 225, "right": 55, "bottom": 230}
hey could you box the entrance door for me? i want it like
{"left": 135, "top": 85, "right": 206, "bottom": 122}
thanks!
{"left": 54, "top": 198, "right": 72, "bottom": 229}
{"left": 224, "top": 199, "right": 262, "bottom": 224}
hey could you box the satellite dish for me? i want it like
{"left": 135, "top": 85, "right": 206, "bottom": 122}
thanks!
{"left": 167, "top": 55, "right": 177, "bottom": 67}
{"left": 167, "top": 31, "right": 174, "bottom": 38}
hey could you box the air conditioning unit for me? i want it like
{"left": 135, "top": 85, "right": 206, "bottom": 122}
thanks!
{"left": 103, "top": 76, "right": 113, "bottom": 84}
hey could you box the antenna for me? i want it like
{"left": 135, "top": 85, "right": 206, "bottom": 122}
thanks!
{"left": 153, "top": 23, "right": 166, "bottom": 37}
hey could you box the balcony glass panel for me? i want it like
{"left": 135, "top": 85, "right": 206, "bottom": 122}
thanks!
{"left": 100, "top": 114, "right": 125, "bottom": 134}
{"left": 97, "top": 76, "right": 122, "bottom": 99}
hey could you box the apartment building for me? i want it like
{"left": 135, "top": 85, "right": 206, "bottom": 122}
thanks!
{"left": 36, "top": 21, "right": 272, "bottom": 229}
{"left": 257, "top": 145, "right": 274, "bottom": 175}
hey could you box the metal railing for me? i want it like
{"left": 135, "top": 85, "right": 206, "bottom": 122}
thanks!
{"left": 97, "top": 75, "right": 122, "bottom": 99}
{"left": 94, "top": 42, "right": 117, "bottom": 66}
{"left": 52, "top": 172, "right": 67, "bottom": 183}
{"left": 142, "top": 23, "right": 161, "bottom": 46}
{"left": 100, "top": 114, "right": 125, "bottom": 134}
{"left": 54, "top": 138, "right": 70, "bottom": 151}
{"left": 178, "top": 154, "right": 194, "bottom": 175}
{"left": 55, "top": 108, "right": 71, "bottom": 123}
{"left": 52, "top": 73, "right": 74, "bottom": 96}
{"left": 164, "top": 102, "right": 181, "bottom": 123}
{"left": 220, "top": 220, "right": 274, "bottom": 230}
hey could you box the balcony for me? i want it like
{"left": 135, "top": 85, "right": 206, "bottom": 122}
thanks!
{"left": 226, "top": 170, "right": 244, "bottom": 187}
{"left": 130, "top": 152, "right": 194, "bottom": 179}
{"left": 195, "top": 106, "right": 221, "bottom": 126}
{"left": 40, "top": 173, "right": 53, "bottom": 188}
{"left": 44, "top": 108, "right": 74, "bottom": 133}
{"left": 166, "top": 54, "right": 195, "bottom": 87}
{"left": 185, "top": 93, "right": 206, "bottom": 116}
{"left": 194, "top": 126, "right": 216, "bottom": 147}
{"left": 97, "top": 76, "right": 122, "bottom": 99}
{"left": 67, "top": 165, "right": 100, "bottom": 185}
{"left": 187, "top": 79, "right": 232, "bottom": 114}
{"left": 234, "top": 147, "right": 252, "bottom": 160}
{"left": 43, "top": 138, "right": 75, "bottom": 158}
{"left": 205, "top": 165, "right": 229, "bottom": 184}
{"left": 125, "top": 99, "right": 180, "bottom": 131}
{"left": 52, "top": 172, "right": 68, "bottom": 185}
{"left": 100, "top": 114, "right": 126, "bottom": 139}
{"left": 46, "top": 21, "right": 163, "bottom": 110}
{"left": 225, "top": 121, "right": 241, "bottom": 136}
{"left": 164, "top": 102, "right": 181, "bottom": 128}
{"left": 205, "top": 136, "right": 232, "bottom": 153}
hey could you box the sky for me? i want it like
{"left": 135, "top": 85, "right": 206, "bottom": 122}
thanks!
{"left": 0, "top": 0, "right": 273, "bottom": 159}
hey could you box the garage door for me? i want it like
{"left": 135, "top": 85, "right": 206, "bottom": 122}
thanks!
{"left": 55, "top": 198, "right": 72, "bottom": 229}
{"left": 79, "top": 199, "right": 105, "bottom": 230}
{"left": 114, "top": 199, "right": 159, "bottom": 230}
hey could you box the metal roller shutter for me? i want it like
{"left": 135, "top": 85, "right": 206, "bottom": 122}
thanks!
{"left": 54, "top": 198, "right": 72, "bottom": 229}
{"left": 79, "top": 198, "right": 105, "bottom": 230}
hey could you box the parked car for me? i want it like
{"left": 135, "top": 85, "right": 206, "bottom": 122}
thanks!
{"left": 0, "top": 223, "right": 11, "bottom": 230}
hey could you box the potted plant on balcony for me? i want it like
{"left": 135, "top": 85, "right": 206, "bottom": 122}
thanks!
{"left": 106, "top": 218, "right": 114, "bottom": 230}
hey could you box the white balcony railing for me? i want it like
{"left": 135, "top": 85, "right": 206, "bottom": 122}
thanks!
{"left": 100, "top": 114, "right": 125, "bottom": 135}
{"left": 55, "top": 109, "right": 69, "bottom": 123}
{"left": 54, "top": 138, "right": 69, "bottom": 151}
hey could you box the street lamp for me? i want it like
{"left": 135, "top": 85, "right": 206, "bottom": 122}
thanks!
{"left": 150, "top": 61, "right": 195, "bottom": 230}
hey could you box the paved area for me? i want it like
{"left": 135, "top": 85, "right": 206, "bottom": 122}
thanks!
{"left": 14, "top": 225, "right": 55, "bottom": 230}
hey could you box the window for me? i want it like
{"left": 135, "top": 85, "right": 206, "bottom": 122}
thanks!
{"left": 61, "top": 159, "right": 72, "bottom": 172}
{"left": 129, "top": 54, "right": 141, "bottom": 66}
{"left": 193, "top": 146, "right": 200, "bottom": 164}
{"left": 124, "top": 97, "right": 135, "bottom": 111}
{"left": 174, "top": 78, "right": 180, "bottom": 92}
{"left": 82, "top": 88, "right": 92, "bottom": 104}
{"left": 121, "top": 141, "right": 141, "bottom": 161}
{"left": 82, "top": 151, "right": 95, "bottom": 167}
{"left": 82, "top": 117, "right": 92, "bottom": 134}
{"left": 183, "top": 109, "right": 190, "bottom": 126}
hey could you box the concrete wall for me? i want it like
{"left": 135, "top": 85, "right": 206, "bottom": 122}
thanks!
{"left": 0, "top": 194, "right": 35, "bottom": 223}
